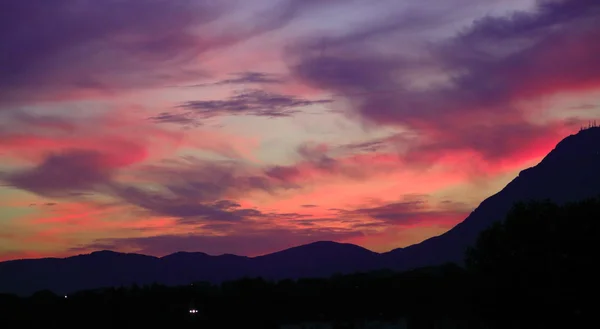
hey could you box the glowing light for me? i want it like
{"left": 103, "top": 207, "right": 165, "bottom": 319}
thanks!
{"left": 189, "top": 309, "right": 198, "bottom": 314}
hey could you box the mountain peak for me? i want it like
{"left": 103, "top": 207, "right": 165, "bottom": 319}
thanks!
{"left": 270, "top": 240, "right": 373, "bottom": 254}
{"left": 304, "top": 240, "right": 348, "bottom": 247}
{"left": 160, "top": 251, "right": 209, "bottom": 260}
{"left": 89, "top": 250, "right": 120, "bottom": 256}
{"left": 538, "top": 126, "right": 600, "bottom": 166}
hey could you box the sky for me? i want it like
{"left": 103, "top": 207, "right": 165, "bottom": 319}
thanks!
{"left": 1, "top": 0, "right": 599, "bottom": 261}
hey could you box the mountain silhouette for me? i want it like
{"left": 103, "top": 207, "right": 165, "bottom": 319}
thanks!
{"left": 0, "top": 241, "right": 384, "bottom": 296}
{"left": 383, "top": 126, "right": 600, "bottom": 270}
{"left": 251, "top": 241, "right": 383, "bottom": 279}
{"left": 1, "top": 127, "right": 599, "bottom": 296}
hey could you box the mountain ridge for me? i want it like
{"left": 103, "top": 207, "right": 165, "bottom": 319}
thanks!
{"left": 1, "top": 241, "right": 377, "bottom": 263}
{"left": 382, "top": 126, "right": 600, "bottom": 269}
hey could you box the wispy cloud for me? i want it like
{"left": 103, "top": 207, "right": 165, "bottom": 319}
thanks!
{"left": 148, "top": 112, "right": 201, "bottom": 127}
{"left": 151, "top": 89, "right": 332, "bottom": 125}
{"left": 186, "top": 72, "right": 285, "bottom": 87}
{"left": 180, "top": 89, "right": 332, "bottom": 117}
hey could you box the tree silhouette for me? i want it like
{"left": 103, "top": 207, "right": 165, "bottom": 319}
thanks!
{"left": 466, "top": 198, "right": 600, "bottom": 329}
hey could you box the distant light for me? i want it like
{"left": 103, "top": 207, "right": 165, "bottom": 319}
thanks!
{"left": 64, "top": 295, "right": 68, "bottom": 299}
{"left": 189, "top": 309, "right": 198, "bottom": 314}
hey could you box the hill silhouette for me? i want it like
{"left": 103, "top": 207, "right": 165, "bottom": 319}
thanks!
{"left": 1, "top": 127, "right": 599, "bottom": 296}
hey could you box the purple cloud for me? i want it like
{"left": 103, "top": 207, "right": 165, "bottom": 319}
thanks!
{"left": 150, "top": 89, "right": 332, "bottom": 125}
{"left": 0, "top": 0, "right": 373, "bottom": 106}
{"left": 188, "top": 72, "right": 285, "bottom": 87}
{"left": 148, "top": 112, "right": 201, "bottom": 127}
{"left": 0, "top": 0, "right": 235, "bottom": 103}
{"left": 288, "top": 0, "right": 600, "bottom": 162}
{"left": 1, "top": 150, "right": 114, "bottom": 198}
{"left": 113, "top": 185, "right": 266, "bottom": 224}
{"left": 213, "top": 72, "right": 285, "bottom": 85}
{"left": 173, "top": 89, "right": 332, "bottom": 120}
{"left": 334, "top": 195, "right": 471, "bottom": 227}
{"left": 104, "top": 156, "right": 301, "bottom": 221}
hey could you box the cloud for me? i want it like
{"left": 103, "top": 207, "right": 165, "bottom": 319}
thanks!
{"left": 245, "top": 0, "right": 358, "bottom": 37}
{"left": 150, "top": 89, "right": 332, "bottom": 125}
{"left": 264, "top": 141, "right": 402, "bottom": 184}
{"left": 1, "top": 0, "right": 342, "bottom": 106}
{"left": 148, "top": 112, "right": 201, "bottom": 127}
{"left": 301, "top": 204, "right": 318, "bottom": 208}
{"left": 288, "top": 0, "right": 600, "bottom": 165}
{"left": 0, "top": 111, "right": 79, "bottom": 133}
{"left": 27, "top": 203, "right": 58, "bottom": 207}
{"left": 1, "top": 149, "right": 295, "bottom": 223}
{"left": 70, "top": 194, "right": 468, "bottom": 257}
{"left": 96, "top": 156, "right": 298, "bottom": 221}
{"left": 337, "top": 133, "right": 413, "bottom": 155}
{"left": 0, "top": 0, "right": 370, "bottom": 106}
{"left": 128, "top": 157, "right": 287, "bottom": 198}
{"left": 0, "top": 114, "right": 272, "bottom": 220}
{"left": 113, "top": 185, "right": 266, "bottom": 224}
{"left": 214, "top": 72, "right": 285, "bottom": 85}
{"left": 338, "top": 121, "right": 574, "bottom": 172}
{"left": 334, "top": 195, "right": 471, "bottom": 227}
{"left": 171, "top": 89, "right": 332, "bottom": 120}
{"left": 0, "top": 105, "right": 258, "bottom": 168}
{"left": 345, "top": 201, "right": 427, "bottom": 222}
{"left": 570, "top": 104, "right": 599, "bottom": 110}
{"left": 2, "top": 150, "right": 122, "bottom": 198}
{"left": 0, "top": 0, "right": 236, "bottom": 103}
{"left": 1, "top": 139, "right": 405, "bottom": 226}
{"left": 110, "top": 172, "right": 252, "bottom": 219}
{"left": 188, "top": 71, "right": 285, "bottom": 87}
{"left": 403, "top": 121, "right": 573, "bottom": 165}
{"left": 0, "top": 110, "right": 187, "bottom": 200}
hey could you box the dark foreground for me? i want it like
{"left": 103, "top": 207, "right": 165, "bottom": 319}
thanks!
{"left": 1, "top": 199, "right": 597, "bottom": 329}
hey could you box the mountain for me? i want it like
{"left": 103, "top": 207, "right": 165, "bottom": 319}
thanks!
{"left": 251, "top": 241, "right": 384, "bottom": 279}
{"left": 0, "top": 241, "right": 384, "bottom": 296}
{"left": 1, "top": 127, "right": 599, "bottom": 296}
{"left": 383, "top": 127, "right": 600, "bottom": 270}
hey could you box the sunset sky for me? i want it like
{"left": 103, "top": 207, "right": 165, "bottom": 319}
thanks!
{"left": 1, "top": 0, "right": 599, "bottom": 261}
